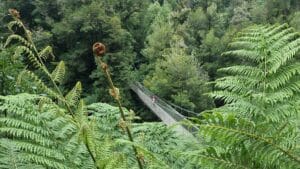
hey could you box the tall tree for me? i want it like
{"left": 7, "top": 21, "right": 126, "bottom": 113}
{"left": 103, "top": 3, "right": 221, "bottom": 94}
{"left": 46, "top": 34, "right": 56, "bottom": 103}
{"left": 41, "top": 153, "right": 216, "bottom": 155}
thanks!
{"left": 144, "top": 36, "right": 214, "bottom": 112}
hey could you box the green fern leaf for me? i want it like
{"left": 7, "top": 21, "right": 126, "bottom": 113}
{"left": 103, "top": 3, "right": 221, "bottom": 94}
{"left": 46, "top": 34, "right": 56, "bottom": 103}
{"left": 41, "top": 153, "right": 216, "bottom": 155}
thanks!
{"left": 203, "top": 24, "right": 300, "bottom": 169}
{"left": 7, "top": 20, "right": 23, "bottom": 33}
{"left": 0, "top": 94, "right": 70, "bottom": 169}
{"left": 4, "top": 34, "right": 33, "bottom": 49}
{"left": 65, "top": 82, "right": 82, "bottom": 107}
{"left": 51, "top": 61, "right": 65, "bottom": 84}
{"left": 17, "top": 70, "right": 64, "bottom": 102}
{"left": 39, "top": 46, "right": 54, "bottom": 61}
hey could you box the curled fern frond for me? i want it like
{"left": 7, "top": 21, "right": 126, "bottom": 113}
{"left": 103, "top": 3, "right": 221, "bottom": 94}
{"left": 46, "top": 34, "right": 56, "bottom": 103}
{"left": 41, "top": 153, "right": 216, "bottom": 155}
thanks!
{"left": 4, "top": 34, "right": 33, "bottom": 49}
{"left": 14, "top": 46, "right": 42, "bottom": 69}
{"left": 7, "top": 20, "right": 23, "bottom": 33}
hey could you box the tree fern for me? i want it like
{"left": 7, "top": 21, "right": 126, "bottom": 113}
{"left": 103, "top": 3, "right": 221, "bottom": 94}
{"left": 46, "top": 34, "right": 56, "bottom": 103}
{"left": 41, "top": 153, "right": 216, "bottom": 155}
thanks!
{"left": 212, "top": 24, "right": 300, "bottom": 122}
{"left": 2, "top": 11, "right": 170, "bottom": 169}
{"left": 2, "top": 11, "right": 112, "bottom": 168}
{"left": 0, "top": 139, "right": 44, "bottom": 169}
{"left": 191, "top": 112, "right": 300, "bottom": 169}
{"left": 87, "top": 103, "right": 196, "bottom": 168}
{"left": 0, "top": 94, "right": 70, "bottom": 169}
{"left": 1, "top": 9, "right": 203, "bottom": 169}
{"left": 195, "top": 24, "right": 300, "bottom": 169}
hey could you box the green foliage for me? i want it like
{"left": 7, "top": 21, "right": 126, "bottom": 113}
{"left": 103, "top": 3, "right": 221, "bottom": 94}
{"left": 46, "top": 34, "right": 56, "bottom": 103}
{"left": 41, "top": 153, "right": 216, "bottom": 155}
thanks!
{"left": 0, "top": 94, "right": 70, "bottom": 169}
{"left": 87, "top": 102, "right": 198, "bottom": 168}
{"left": 0, "top": 93, "right": 196, "bottom": 169}
{"left": 1, "top": 13, "right": 199, "bottom": 169}
{"left": 51, "top": 61, "right": 65, "bottom": 84}
{"left": 1, "top": 1, "right": 300, "bottom": 169}
{"left": 230, "top": 1, "right": 251, "bottom": 26}
{"left": 65, "top": 82, "right": 82, "bottom": 107}
{"left": 212, "top": 24, "right": 300, "bottom": 121}
{"left": 1, "top": 0, "right": 299, "bottom": 116}
{"left": 142, "top": 2, "right": 173, "bottom": 64}
{"left": 50, "top": 0, "right": 137, "bottom": 106}
{"left": 290, "top": 12, "right": 300, "bottom": 31}
{"left": 193, "top": 112, "right": 300, "bottom": 169}
{"left": 194, "top": 24, "right": 300, "bottom": 169}
{"left": 0, "top": 93, "right": 129, "bottom": 169}
{"left": 144, "top": 36, "right": 214, "bottom": 112}
{"left": 0, "top": 47, "right": 26, "bottom": 95}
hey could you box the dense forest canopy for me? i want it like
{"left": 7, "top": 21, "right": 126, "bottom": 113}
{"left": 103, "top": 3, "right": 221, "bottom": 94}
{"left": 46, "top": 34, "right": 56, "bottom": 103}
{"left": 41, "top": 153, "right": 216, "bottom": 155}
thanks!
{"left": 0, "top": 0, "right": 300, "bottom": 169}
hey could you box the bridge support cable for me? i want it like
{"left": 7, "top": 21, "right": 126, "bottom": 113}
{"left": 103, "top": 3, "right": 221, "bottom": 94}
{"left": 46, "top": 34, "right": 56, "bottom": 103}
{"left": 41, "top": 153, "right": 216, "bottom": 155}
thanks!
{"left": 129, "top": 82, "right": 199, "bottom": 138}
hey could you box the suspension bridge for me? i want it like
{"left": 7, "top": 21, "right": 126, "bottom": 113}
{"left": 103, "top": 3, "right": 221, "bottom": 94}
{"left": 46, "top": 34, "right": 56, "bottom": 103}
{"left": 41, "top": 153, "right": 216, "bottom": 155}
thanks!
{"left": 130, "top": 82, "right": 199, "bottom": 138}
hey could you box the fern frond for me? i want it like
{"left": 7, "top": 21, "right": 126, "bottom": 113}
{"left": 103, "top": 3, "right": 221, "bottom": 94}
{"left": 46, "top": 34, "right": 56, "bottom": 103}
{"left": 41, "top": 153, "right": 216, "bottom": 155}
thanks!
{"left": 210, "top": 91, "right": 249, "bottom": 103}
{"left": 214, "top": 76, "right": 254, "bottom": 95}
{"left": 264, "top": 24, "right": 289, "bottom": 38}
{"left": 14, "top": 46, "right": 42, "bottom": 69}
{"left": 65, "top": 82, "right": 82, "bottom": 107}
{"left": 0, "top": 94, "right": 70, "bottom": 169}
{"left": 199, "top": 113, "right": 300, "bottom": 168}
{"left": 268, "top": 27, "right": 295, "bottom": 44}
{"left": 219, "top": 66, "right": 263, "bottom": 77}
{"left": 39, "top": 46, "right": 54, "bottom": 61}
{"left": 264, "top": 102, "right": 298, "bottom": 122}
{"left": 266, "top": 63, "right": 300, "bottom": 90}
{"left": 197, "top": 150, "right": 250, "bottom": 169}
{"left": 4, "top": 34, "right": 33, "bottom": 49}
{"left": 51, "top": 61, "right": 65, "bottom": 84}
{"left": 222, "top": 50, "right": 261, "bottom": 63}
{"left": 204, "top": 24, "right": 300, "bottom": 169}
{"left": 0, "top": 139, "right": 44, "bottom": 169}
{"left": 268, "top": 38, "right": 300, "bottom": 73}
{"left": 269, "top": 32, "right": 299, "bottom": 52}
{"left": 116, "top": 139, "right": 171, "bottom": 169}
{"left": 228, "top": 41, "right": 257, "bottom": 50}
{"left": 7, "top": 20, "right": 23, "bottom": 33}
{"left": 17, "top": 70, "right": 64, "bottom": 101}
{"left": 214, "top": 24, "right": 300, "bottom": 121}
{"left": 233, "top": 36, "right": 261, "bottom": 43}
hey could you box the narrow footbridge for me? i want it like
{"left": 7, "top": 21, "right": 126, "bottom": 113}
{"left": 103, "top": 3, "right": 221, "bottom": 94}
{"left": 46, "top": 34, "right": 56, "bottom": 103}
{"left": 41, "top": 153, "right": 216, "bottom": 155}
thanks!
{"left": 129, "top": 82, "right": 199, "bottom": 138}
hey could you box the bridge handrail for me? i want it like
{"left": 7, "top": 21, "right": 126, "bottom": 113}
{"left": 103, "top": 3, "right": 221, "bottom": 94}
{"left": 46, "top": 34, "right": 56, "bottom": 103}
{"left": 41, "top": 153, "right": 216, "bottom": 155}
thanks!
{"left": 131, "top": 82, "right": 186, "bottom": 121}
{"left": 161, "top": 99, "right": 199, "bottom": 116}
{"left": 132, "top": 82, "right": 197, "bottom": 116}
{"left": 130, "top": 82, "right": 200, "bottom": 134}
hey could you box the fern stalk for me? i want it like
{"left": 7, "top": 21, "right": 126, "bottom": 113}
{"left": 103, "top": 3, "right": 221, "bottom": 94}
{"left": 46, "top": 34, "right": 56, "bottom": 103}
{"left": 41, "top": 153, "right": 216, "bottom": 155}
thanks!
{"left": 93, "top": 43, "right": 144, "bottom": 169}
{"left": 6, "top": 11, "right": 101, "bottom": 168}
{"left": 9, "top": 12, "right": 76, "bottom": 117}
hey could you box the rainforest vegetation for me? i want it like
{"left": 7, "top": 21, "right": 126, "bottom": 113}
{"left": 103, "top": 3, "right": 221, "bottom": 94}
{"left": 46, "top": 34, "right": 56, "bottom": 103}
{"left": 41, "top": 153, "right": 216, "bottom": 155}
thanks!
{"left": 0, "top": 0, "right": 300, "bottom": 168}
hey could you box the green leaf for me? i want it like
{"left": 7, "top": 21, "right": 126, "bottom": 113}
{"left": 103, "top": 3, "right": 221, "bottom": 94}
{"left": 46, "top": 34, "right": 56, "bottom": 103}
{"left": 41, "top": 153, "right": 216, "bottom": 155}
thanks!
{"left": 51, "top": 61, "right": 65, "bottom": 84}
